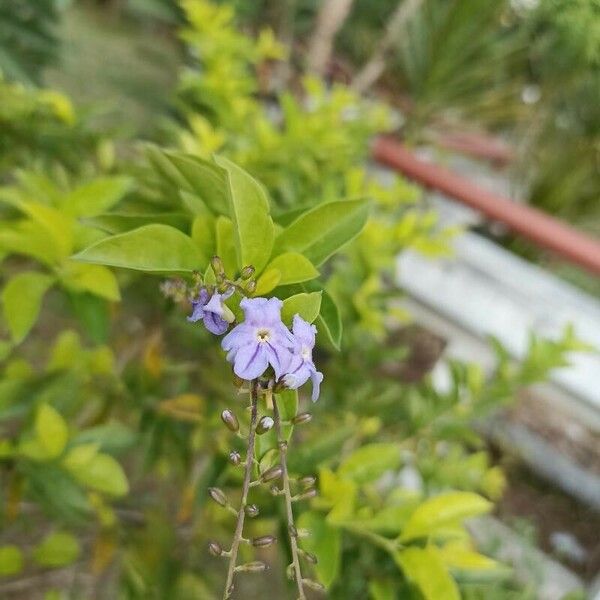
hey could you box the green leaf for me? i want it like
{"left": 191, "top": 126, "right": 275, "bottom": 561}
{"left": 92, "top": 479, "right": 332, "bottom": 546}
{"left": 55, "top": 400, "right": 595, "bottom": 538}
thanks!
{"left": 71, "top": 421, "right": 137, "bottom": 454}
{"left": 352, "top": 503, "right": 420, "bottom": 537}
{"left": 281, "top": 292, "right": 322, "bottom": 326}
{"left": 274, "top": 199, "right": 370, "bottom": 266}
{"left": 338, "top": 443, "right": 401, "bottom": 485}
{"left": 72, "top": 224, "right": 205, "bottom": 274}
{"left": 315, "top": 288, "right": 342, "bottom": 350}
{"left": 0, "top": 220, "right": 61, "bottom": 266}
{"left": 254, "top": 268, "right": 282, "bottom": 296}
{"left": 68, "top": 452, "right": 129, "bottom": 497}
{"left": 62, "top": 177, "right": 132, "bottom": 217}
{"left": 369, "top": 579, "right": 396, "bottom": 600}
{"left": 19, "top": 202, "right": 74, "bottom": 259}
{"left": 146, "top": 147, "right": 228, "bottom": 215}
{"left": 215, "top": 216, "right": 237, "bottom": 276}
{"left": 215, "top": 156, "right": 274, "bottom": 273}
{"left": 191, "top": 212, "right": 215, "bottom": 260}
{"left": 439, "top": 541, "right": 500, "bottom": 573}
{"left": 394, "top": 547, "right": 460, "bottom": 600}
{"left": 84, "top": 212, "right": 189, "bottom": 234}
{"left": 298, "top": 511, "right": 341, "bottom": 588}
{"left": 0, "top": 545, "right": 24, "bottom": 576}
{"left": 62, "top": 443, "right": 99, "bottom": 471}
{"left": 35, "top": 403, "right": 69, "bottom": 460}
{"left": 320, "top": 468, "right": 357, "bottom": 522}
{"left": 400, "top": 492, "right": 492, "bottom": 542}
{"left": 33, "top": 532, "right": 80, "bottom": 568}
{"left": 2, "top": 272, "right": 54, "bottom": 343}
{"left": 266, "top": 252, "right": 319, "bottom": 285}
{"left": 61, "top": 262, "right": 120, "bottom": 301}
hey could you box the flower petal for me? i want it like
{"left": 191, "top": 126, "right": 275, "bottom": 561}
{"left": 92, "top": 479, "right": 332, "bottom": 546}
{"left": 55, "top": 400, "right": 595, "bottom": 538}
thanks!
{"left": 222, "top": 323, "right": 253, "bottom": 352}
{"left": 187, "top": 301, "right": 205, "bottom": 323}
{"left": 240, "top": 297, "right": 283, "bottom": 326}
{"left": 283, "top": 363, "right": 311, "bottom": 390}
{"left": 309, "top": 369, "right": 323, "bottom": 402}
{"left": 203, "top": 311, "right": 229, "bottom": 335}
{"left": 292, "top": 314, "right": 316, "bottom": 347}
{"left": 233, "top": 343, "right": 269, "bottom": 380}
{"left": 265, "top": 342, "right": 292, "bottom": 380}
{"left": 204, "top": 293, "right": 226, "bottom": 317}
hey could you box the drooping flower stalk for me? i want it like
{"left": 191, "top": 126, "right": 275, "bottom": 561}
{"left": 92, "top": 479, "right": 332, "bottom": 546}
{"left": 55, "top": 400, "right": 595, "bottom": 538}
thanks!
{"left": 222, "top": 379, "right": 260, "bottom": 599}
{"left": 271, "top": 388, "right": 306, "bottom": 600}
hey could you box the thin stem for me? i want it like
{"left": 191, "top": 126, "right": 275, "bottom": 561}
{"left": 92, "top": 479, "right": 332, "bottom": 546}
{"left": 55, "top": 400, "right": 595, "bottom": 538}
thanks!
{"left": 222, "top": 380, "right": 260, "bottom": 600}
{"left": 272, "top": 392, "right": 306, "bottom": 600}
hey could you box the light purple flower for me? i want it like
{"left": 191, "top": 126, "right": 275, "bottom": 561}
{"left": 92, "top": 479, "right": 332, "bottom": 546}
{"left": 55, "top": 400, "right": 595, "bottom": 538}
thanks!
{"left": 188, "top": 288, "right": 234, "bottom": 335}
{"left": 221, "top": 297, "right": 295, "bottom": 380}
{"left": 284, "top": 314, "right": 323, "bottom": 402}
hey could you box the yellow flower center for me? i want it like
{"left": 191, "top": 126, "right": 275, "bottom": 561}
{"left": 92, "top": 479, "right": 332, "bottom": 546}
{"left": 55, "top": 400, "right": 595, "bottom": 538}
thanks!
{"left": 256, "top": 328, "right": 271, "bottom": 343}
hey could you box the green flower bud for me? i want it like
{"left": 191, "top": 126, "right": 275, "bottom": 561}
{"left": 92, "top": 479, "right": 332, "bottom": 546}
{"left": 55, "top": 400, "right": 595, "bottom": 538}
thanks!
{"left": 236, "top": 561, "right": 267, "bottom": 573}
{"left": 295, "top": 488, "right": 317, "bottom": 502}
{"left": 240, "top": 266, "right": 255, "bottom": 280}
{"left": 245, "top": 504, "right": 259, "bottom": 518}
{"left": 208, "top": 487, "right": 228, "bottom": 507}
{"left": 211, "top": 255, "right": 225, "bottom": 275}
{"left": 221, "top": 409, "right": 239, "bottom": 432}
{"left": 208, "top": 541, "right": 223, "bottom": 556}
{"left": 298, "top": 476, "right": 316, "bottom": 489}
{"left": 303, "top": 578, "right": 325, "bottom": 591}
{"left": 256, "top": 416, "right": 274, "bottom": 435}
{"left": 292, "top": 412, "right": 312, "bottom": 425}
{"left": 261, "top": 465, "right": 283, "bottom": 483}
{"left": 252, "top": 535, "right": 276, "bottom": 548}
{"left": 228, "top": 450, "right": 241, "bottom": 466}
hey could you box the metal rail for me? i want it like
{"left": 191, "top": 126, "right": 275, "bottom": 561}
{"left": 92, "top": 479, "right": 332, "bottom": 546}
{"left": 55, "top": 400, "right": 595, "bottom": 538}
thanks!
{"left": 373, "top": 136, "right": 600, "bottom": 276}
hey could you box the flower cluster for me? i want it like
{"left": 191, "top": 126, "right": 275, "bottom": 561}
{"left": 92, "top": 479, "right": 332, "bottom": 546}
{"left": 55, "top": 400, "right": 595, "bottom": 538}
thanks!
{"left": 189, "top": 292, "right": 323, "bottom": 401}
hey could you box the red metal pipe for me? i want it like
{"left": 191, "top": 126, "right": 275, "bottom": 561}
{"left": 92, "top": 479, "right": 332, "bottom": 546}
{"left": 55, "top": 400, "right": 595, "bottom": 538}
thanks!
{"left": 373, "top": 136, "right": 600, "bottom": 276}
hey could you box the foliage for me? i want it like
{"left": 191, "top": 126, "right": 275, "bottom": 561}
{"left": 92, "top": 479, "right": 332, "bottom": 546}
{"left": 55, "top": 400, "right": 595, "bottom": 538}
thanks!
{"left": 0, "top": 0, "right": 62, "bottom": 85}
{"left": 0, "top": 1, "right": 589, "bottom": 598}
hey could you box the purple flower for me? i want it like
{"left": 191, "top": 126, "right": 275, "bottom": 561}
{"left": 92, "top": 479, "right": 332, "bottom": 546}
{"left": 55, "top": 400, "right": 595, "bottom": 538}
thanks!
{"left": 188, "top": 288, "right": 234, "bottom": 335}
{"left": 284, "top": 314, "right": 323, "bottom": 402}
{"left": 221, "top": 297, "right": 295, "bottom": 380}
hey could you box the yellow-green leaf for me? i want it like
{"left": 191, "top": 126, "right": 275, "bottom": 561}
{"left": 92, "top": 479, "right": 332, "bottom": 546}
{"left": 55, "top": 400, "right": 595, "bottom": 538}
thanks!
{"left": 281, "top": 292, "right": 322, "bottom": 326}
{"left": 33, "top": 532, "right": 80, "bottom": 568}
{"left": 254, "top": 268, "right": 282, "bottom": 296}
{"left": 62, "top": 176, "right": 132, "bottom": 217}
{"left": 35, "top": 403, "right": 69, "bottom": 459}
{"left": 2, "top": 272, "right": 54, "bottom": 343}
{"left": 73, "top": 224, "right": 204, "bottom": 274}
{"left": 338, "top": 443, "right": 401, "bottom": 485}
{"left": 274, "top": 199, "right": 370, "bottom": 266}
{"left": 395, "top": 546, "right": 460, "bottom": 600}
{"left": 400, "top": 492, "right": 492, "bottom": 542}
{"left": 61, "top": 262, "right": 120, "bottom": 301}
{"left": 262, "top": 252, "right": 318, "bottom": 286}
{"left": 216, "top": 156, "right": 274, "bottom": 273}
{"left": 298, "top": 511, "right": 341, "bottom": 589}
{"left": 69, "top": 452, "right": 129, "bottom": 497}
{"left": 0, "top": 545, "right": 24, "bottom": 576}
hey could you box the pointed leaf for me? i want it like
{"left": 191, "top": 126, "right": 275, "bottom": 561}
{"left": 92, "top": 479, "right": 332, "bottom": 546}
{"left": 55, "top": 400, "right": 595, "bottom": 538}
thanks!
{"left": 400, "top": 492, "right": 492, "bottom": 542}
{"left": 298, "top": 511, "right": 341, "bottom": 589}
{"left": 2, "top": 272, "right": 54, "bottom": 343}
{"left": 215, "top": 156, "right": 274, "bottom": 273}
{"left": 281, "top": 292, "right": 321, "bottom": 326}
{"left": 73, "top": 224, "right": 205, "bottom": 273}
{"left": 35, "top": 403, "right": 69, "bottom": 460}
{"left": 274, "top": 199, "right": 370, "bottom": 265}
{"left": 62, "top": 177, "right": 132, "bottom": 217}
{"left": 395, "top": 546, "right": 460, "bottom": 600}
